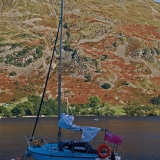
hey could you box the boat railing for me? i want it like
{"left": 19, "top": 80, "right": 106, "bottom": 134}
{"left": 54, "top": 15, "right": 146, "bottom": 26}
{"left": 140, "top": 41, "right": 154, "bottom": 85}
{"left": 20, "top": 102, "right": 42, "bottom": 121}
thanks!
{"left": 25, "top": 136, "right": 30, "bottom": 147}
{"left": 90, "top": 129, "right": 106, "bottom": 149}
{"left": 110, "top": 143, "right": 119, "bottom": 155}
{"left": 90, "top": 139, "right": 104, "bottom": 150}
{"left": 91, "top": 137, "right": 120, "bottom": 155}
{"left": 25, "top": 135, "right": 46, "bottom": 147}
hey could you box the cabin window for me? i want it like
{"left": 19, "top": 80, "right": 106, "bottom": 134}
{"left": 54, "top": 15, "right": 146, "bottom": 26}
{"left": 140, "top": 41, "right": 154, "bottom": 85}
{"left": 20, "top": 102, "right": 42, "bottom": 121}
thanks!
{"left": 49, "top": 147, "right": 59, "bottom": 152}
{"left": 74, "top": 146, "right": 86, "bottom": 150}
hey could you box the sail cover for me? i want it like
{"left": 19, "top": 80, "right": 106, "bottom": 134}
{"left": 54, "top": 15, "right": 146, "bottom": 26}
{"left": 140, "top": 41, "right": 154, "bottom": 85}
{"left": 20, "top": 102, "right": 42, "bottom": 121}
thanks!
{"left": 58, "top": 113, "right": 101, "bottom": 142}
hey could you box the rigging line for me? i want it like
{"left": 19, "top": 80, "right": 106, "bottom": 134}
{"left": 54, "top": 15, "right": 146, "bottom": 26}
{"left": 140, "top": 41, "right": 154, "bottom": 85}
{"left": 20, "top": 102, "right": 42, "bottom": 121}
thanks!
{"left": 68, "top": 131, "right": 77, "bottom": 140}
{"left": 27, "top": 116, "right": 35, "bottom": 136}
{"left": 20, "top": 154, "right": 25, "bottom": 160}
{"left": 38, "top": 121, "right": 54, "bottom": 142}
{"left": 31, "top": 21, "right": 61, "bottom": 139}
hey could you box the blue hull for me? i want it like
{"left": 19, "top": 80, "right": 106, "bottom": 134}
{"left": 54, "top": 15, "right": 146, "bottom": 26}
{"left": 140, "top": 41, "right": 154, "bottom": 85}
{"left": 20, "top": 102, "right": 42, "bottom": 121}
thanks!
{"left": 26, "top": 142, "right": 121, "bottom": 160}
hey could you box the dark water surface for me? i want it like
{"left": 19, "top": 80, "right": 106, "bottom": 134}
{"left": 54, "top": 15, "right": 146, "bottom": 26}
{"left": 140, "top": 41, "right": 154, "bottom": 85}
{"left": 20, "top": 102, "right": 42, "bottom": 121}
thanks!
{"left": 0, "top": 116, "right": 160, "bottom": 160}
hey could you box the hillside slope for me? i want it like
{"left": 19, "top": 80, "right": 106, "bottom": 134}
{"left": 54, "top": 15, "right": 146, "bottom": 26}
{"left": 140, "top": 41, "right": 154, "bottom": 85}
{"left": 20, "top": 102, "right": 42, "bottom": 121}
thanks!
{"left": 0, "top": 0, "right": 160, "bottom": 105}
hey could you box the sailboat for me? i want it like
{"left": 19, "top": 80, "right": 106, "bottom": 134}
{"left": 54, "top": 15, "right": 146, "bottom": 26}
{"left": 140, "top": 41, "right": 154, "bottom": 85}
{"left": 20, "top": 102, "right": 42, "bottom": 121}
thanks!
{"left": 24, "top": 0, "right": 123, "bottom": 160}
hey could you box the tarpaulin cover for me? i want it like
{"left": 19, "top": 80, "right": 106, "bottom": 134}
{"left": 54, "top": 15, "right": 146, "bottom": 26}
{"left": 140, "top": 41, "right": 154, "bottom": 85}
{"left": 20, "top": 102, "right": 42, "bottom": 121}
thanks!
{"left": 58, "top": 113, "right": 101, "bottom": 142}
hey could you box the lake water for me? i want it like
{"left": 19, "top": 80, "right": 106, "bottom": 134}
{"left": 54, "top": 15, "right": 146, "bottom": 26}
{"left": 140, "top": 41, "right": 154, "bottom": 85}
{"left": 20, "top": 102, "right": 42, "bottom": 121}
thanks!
{"left": 0, "top": 116, "right": 160, "bottom": 160}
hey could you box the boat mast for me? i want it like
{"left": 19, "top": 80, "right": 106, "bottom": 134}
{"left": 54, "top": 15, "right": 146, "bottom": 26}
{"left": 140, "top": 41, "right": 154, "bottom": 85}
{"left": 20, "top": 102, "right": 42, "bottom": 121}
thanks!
{"left": 58, "top": 0, "right": 63, "bottom": 142}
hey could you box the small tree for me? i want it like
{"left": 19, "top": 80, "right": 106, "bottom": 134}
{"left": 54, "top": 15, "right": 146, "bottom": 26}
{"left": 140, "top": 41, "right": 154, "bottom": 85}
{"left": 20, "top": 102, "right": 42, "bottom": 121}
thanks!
{"left": 27, "top": 95, "right": 41, "bottom": 115}
{"left": 0, "top": 106, "right": 11, "bottom": 117}
{"left": 123, "top": 100, "right": 141, "bottom": 116}
{"left": 88, "top": 96, "right": 101, "bottom": 108}
{"left": 11, "top": 106, "right": 22, "bottom": 116}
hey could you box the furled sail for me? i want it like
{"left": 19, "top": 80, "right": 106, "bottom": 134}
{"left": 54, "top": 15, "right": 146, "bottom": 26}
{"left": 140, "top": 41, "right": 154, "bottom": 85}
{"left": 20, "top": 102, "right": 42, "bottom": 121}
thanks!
{"left": 58, "top": 113, "right": 101, "bottom": 142}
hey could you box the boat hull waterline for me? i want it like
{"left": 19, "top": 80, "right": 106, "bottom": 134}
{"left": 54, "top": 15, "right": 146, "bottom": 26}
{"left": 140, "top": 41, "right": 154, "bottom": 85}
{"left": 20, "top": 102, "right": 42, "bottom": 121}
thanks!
{"left": 26, "top": 147, "right": 121, "bottom": 160}
{"left": 26, "top": 143, "right": 121, "bottom": 160}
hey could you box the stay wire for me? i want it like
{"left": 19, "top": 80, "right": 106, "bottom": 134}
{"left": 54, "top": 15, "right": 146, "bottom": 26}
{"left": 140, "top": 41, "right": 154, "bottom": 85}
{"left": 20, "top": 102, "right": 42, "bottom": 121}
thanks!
{"left": 31, "top": 21, "right": 61, "bottom": 139}
{"left": 27, "top": 117, "right": 34, "bottom": 136}
{"left": 38, "top": 120, "right": 54, "bottom": 142}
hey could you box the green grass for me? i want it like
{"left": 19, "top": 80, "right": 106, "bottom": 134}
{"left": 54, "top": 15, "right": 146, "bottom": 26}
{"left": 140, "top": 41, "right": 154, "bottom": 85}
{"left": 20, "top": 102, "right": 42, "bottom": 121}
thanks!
{"left": 112, "top": 107, "right": 126, "bottom": 116}
{"left": 5, "top": 97, "right": 28, "bottom": 111}
{"left": 5, "top": 104, "right": 16, "bottom": 111}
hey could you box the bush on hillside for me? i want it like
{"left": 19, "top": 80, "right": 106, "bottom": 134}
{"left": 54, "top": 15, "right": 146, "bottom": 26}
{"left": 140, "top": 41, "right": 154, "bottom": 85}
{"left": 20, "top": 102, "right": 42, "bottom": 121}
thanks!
{"left": 9, "top": 71, "right": 17, "bottom": 76}
{"left": 101, "top": 83, "right": 111, "bottom": 89}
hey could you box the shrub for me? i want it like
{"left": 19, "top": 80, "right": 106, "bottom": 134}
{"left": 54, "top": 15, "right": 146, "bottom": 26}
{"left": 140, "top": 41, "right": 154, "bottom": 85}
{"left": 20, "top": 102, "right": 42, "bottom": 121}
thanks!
{"left": 64, "top": 43, "right": 71, "bottom": 51}
{"left": 72, "top": 49, "right": 77, "bottom": 59}
{"left": 11, "top": 43, "right": 22, "bottom": 49}
{"left": 151, "top": 95, "right": 160, "bottom": 106}
{"left": 66, "top": 30, "right": 70, "bottom": 38}
{"left": 142, "top": 48, "right": 148, "bottom": 55}
{"left": 0, "top": 106, "right": 11, "bottom": 117}
{"left": 113, "top": 41, "right": 117, "bottom": 47}
{"left": 86, "top": 75, "right": 92, "bottom": 82}
{"left": 63, "top": 23, "right": 68, "bottom": 29}
{"left": 101, "top": 83, "right": 111, "bottom": 89}
{"left": 154, "top": 48, "right": 160, "bottom": 55}
{"left": 17, "top": 47, "right": 30, "bottom": 57}
{"left": 101, "top": 54, "right": 108, "bottom": 61}
{"left": 83, "top": 56, "right": 90, "bottom": 61}
{"left": 0, "top": 38, "right": 5, "bottom": 42}
{"left": 9, "top": 71, "right": 17, "bottom": 76}
{"left": 96, "top": 68, "right": 101, "bottom": 73}
{"left": 26, "top": 58, "right": 33, "bottom": 65}
{"left": 91, "top": 59, "right": 98, "bottom": 66}
{"left": 122, "top": 81, "right": 129, "bottom": 85}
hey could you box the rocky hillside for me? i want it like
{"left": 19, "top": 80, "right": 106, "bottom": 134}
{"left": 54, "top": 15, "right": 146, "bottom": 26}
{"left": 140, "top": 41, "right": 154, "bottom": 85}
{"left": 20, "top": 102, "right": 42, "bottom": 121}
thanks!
{"left": 0, "top": 0, "right": 160, "bottom": 105}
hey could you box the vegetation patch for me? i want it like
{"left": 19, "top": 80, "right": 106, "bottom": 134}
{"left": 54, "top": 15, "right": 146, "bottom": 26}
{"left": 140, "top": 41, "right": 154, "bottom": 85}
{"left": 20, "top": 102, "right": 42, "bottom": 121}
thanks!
{"left": 101, "top": 83, "right": 111, "bottom": 89}
{"left": 9, "top": 71, "right": 17, "bottom": 76}
{"left": 4, "top": 45, "right": 44, "bottom": 67}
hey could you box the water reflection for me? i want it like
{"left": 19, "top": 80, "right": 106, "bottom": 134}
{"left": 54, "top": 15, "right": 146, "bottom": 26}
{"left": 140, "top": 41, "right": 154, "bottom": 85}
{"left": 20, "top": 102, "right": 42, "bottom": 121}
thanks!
{"left": 0, "top": 116, "right": 160, "bottom": 160}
